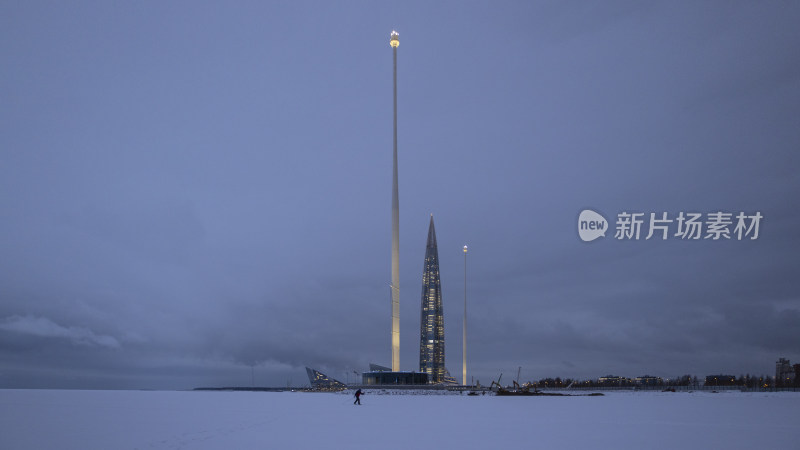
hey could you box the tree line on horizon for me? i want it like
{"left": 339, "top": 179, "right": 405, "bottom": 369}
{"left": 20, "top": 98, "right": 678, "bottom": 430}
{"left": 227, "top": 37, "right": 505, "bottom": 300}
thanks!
{"left": 526, "top": 374, "right": 798, "bottom": 389}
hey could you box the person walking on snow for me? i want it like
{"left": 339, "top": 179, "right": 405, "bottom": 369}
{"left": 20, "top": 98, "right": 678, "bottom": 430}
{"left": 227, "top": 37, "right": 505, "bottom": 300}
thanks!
{"left": 353, "top": 389, "right": 363, "bottom": 405}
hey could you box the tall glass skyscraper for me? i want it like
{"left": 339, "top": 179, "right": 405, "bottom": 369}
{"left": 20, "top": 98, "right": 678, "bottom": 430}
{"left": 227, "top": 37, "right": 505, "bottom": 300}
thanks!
{"left": 419, "top": 214, "right": 445, "bottom": 383}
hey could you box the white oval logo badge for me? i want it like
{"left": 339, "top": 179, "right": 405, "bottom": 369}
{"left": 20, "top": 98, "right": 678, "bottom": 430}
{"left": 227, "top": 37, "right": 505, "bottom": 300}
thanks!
{"left": 578, "top": 209, "right": 608, "bottom": 242}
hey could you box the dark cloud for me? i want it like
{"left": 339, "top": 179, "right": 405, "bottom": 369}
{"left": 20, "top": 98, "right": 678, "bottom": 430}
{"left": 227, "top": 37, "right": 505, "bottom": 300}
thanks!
{"left": 0, "top": 315, "right": 120, "bottom": 348}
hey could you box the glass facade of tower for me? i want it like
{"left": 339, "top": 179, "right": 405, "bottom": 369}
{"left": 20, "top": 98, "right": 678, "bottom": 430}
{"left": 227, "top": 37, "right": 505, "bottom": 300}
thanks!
{"left": 419, "top": 215, "right": 445, "bottom": 383}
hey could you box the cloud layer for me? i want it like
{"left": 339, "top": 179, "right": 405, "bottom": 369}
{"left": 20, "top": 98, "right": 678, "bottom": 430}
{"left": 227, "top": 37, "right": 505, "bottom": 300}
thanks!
{"left": 0, "top": 1, "right": 798, "bottom": 389}
{"left": 0, "top": 316, "right": 120, "bottom": 349}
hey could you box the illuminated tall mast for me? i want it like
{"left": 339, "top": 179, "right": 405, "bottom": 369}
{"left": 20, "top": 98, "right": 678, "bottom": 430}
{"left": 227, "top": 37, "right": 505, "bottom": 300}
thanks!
{"left": 390, "top": 30, "right": 400, "bottom": 372}
{"left": 463, "top": 245, "right": 468, "bottom": 385}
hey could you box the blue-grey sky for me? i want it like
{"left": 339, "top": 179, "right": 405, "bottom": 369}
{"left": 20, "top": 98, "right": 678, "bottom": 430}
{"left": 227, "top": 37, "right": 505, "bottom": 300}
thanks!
{"left": 1, "top": 1, "right": 799, "bottom": 389}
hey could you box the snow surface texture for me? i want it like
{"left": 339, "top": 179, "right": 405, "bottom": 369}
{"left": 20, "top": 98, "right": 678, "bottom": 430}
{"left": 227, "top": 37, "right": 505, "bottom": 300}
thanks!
{"left": 1, "top": 389, "right": 798, "bottom": 449}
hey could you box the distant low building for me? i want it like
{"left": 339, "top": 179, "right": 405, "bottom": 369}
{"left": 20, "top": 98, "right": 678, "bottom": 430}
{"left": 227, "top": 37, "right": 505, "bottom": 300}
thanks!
{"left": 704, "top": 375, "right": 736, "bottom": 386}
{"left": 369, "top": 363, "right": 392, "bottom": 372}
{"left": 442, "top": 369, "right": 458, "bottom": 385}
{"left": 305, "top": 367, "right": 347, "bottom": 391}
{"left": 635, "top": 375, "right": 662, "bottom": 386}
{"left": 362, "top": 371, "right": 428, "bottom": 385}
{"left": 775, "top": 358, "right": 795, "bottom": 387}
{"left": 598, "top": 375, "right": 632, "bottom": 386}
{"left": 794, "top": 364, "right": 800, "bottom": 387}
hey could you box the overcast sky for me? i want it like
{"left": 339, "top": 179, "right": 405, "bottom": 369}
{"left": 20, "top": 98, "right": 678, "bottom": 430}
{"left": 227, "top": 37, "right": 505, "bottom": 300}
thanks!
{"left": 1, "top": 1, "right": 799, "bottom": 389}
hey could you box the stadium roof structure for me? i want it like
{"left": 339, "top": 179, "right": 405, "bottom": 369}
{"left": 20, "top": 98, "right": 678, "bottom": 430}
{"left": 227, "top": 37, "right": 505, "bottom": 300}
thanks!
{"left": 305, "top": 367, "right": 347, "bottom": 391}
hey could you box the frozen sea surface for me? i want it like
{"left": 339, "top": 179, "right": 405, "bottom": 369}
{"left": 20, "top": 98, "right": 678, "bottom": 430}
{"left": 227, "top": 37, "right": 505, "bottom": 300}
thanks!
{"left": 1, "top": 389, "right": 798, "bottom": 449}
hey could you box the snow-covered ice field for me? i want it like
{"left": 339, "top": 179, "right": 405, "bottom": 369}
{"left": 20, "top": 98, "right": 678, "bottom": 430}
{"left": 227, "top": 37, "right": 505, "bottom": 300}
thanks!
{"left": 2, "top": 389, "right": 798, "bottom": 449}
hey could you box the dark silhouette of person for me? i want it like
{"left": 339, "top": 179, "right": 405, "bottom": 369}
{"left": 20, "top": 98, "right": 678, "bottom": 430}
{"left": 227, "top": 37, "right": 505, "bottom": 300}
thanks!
{"left": 353, "top": 389, "right": 362, "bottom": 405}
